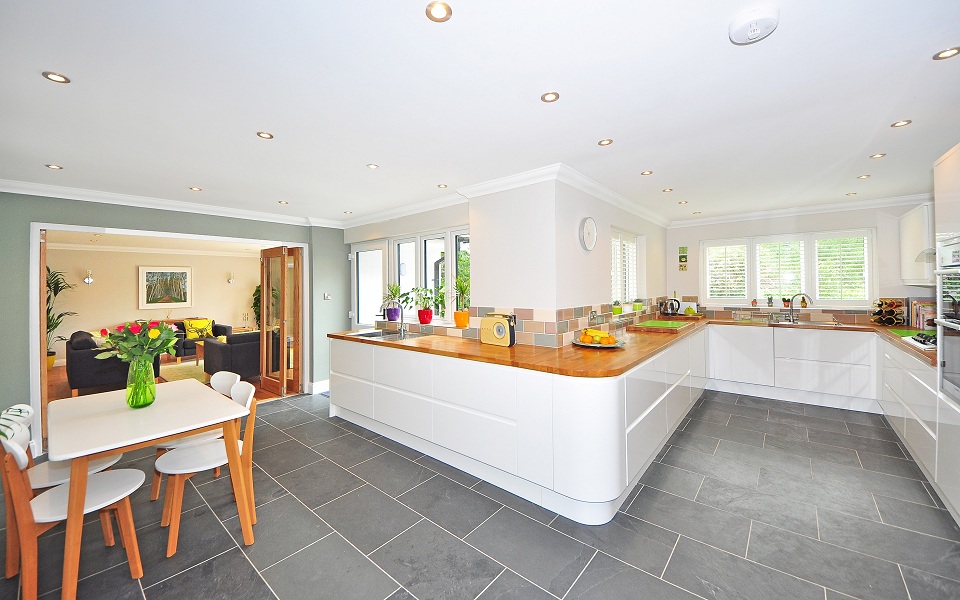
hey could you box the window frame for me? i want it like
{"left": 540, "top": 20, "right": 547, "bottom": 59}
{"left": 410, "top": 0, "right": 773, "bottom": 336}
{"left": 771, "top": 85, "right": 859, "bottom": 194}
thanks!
{"left": 611, "top": 228, "right": 645, "bottom": 305}
{"left": 700, "top": 228, "right": 877, "bottom": 308}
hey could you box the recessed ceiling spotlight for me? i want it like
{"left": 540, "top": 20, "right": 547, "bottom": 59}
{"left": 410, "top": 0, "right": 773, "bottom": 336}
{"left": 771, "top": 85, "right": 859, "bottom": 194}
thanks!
{"left": 278, "top": 200, "right": 289, "bottom": 205}
{"left": 45, "top": 164, "right": 63, "bottom": 170}
{"left": 344, "top": 211, "right": 353, "bottom": 215}
{"left": 367, "top": 163, "right": 380, "bottom": 170}
{"left": 890, "top": 120, "right": 912, "bottom": 128}
{"left": 540, "top": 92, "right": 559, "bottom": 103}
{"left": 188, "top": 186, "right": 202, "bottom": 191}
{"left": 662, "top": 188, "right": 673, "bottom": 193}
{"left": 598, "top": 139, "right": 613, "bottom": 146}
{"left": 425, "top": 1, "right": 452, "bottom": 22}
{"left": 437, "top": 184, "right": 448, "bottom": 188}
{"left": 678, "top": 200, "right": 688, "bottom": 205}
{"left": 846, "top": 192, "right": 857, "bottom": 196}
{"left": 933, "top": 47, "right": 959, "bottom": 60}
{"left": 640, "top": 171, "right": 653, "bottom": 176}
{"left": 857, "top": 175, "right": 870, "bottom": 180}
{"left": 693, "top": 211, "right": 702, "bottom": 215}
{"left": 869, "top": 153, "right": 886, "bottom": 159}
{"left": 256, "top": 131, "right": 274, "bottom": 139}
{"left": 42, "top": 71, "right": 70, "bottom": 84}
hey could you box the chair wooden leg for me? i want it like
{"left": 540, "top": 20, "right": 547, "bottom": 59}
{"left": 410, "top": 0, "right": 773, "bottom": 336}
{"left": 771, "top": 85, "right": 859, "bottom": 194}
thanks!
{"left": 18, "top": 529, "right": 39, "bottom": 600}
{"left": 161, "top": 471, "right": 177, "bottom": 527}
{"left": 213, "top": 466, "right": 221, "bottom": 478}
{"left": 165, "top": 475, "right": 186, "bottom": 557}
{"left": 4, "top": 492, "right": 20, "bottom": 578}
{"left": 150, "top": 448, "right": 167, "bottom": 501}
{"left": 114, "top": 498, "right": 143, "bottom": 579}
{"left": 98, "top": 510, "right": 116, "bottom": 547}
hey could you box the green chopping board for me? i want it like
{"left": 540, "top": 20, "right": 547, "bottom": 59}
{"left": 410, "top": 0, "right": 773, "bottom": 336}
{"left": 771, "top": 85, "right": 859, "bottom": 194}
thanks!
{"left": 889, "top": 328, "right": 925, "bottom": 337}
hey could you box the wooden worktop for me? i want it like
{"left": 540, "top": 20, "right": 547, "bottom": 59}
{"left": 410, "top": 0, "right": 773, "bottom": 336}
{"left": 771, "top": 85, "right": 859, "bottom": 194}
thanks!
{"left": 328, "top": 320, "right": 937, "bottom": 378}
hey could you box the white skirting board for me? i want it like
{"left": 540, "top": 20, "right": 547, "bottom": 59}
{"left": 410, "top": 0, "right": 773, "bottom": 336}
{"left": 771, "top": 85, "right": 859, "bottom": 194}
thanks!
{"left": 705, "top": 379, "right": 883, "bottom": 414}
{"left": 305, "top": 379, "right": 329, "bottom": 395}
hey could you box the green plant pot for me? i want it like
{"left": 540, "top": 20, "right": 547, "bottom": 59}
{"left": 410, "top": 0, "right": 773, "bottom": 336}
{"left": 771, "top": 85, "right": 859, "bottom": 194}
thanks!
{"left": 633, "top": 303, "right": 643, "bottom": 312}
{"left": 612, "top": 306, "right": 623, "bottom": 315}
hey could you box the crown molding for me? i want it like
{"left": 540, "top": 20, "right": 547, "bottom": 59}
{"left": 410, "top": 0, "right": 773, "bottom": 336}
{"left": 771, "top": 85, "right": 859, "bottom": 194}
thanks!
{"left": 338, "top": 193, "right": 468, "bottom": 229}
{"left": 46, "top": 242, "right": 260, "bottom": 258}
{"left": 456, "top": 163, "right": 672, "bottom": 228}
{"left": 668, "top": 193, "right": 932, "bottom": 229}
{"left": 0, "top": 179, "right": 317, "bottom": 227}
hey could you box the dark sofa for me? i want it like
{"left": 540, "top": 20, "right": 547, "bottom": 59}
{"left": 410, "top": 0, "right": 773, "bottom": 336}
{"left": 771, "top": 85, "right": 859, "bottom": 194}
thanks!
{"left": 202, "top": 331, "right": 261, "bottom": 379}
{"left": 65, "top": 331, "right": 161, "bottom": 396}
{"left": 173, "top": 320, "right": 232, "bottom": 363}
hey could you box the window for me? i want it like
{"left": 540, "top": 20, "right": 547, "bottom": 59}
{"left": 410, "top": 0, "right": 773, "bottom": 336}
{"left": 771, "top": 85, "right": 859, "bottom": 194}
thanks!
{"left": 455, "top": 234, "right": 470, "bottom": 310}
{"left": 701, "top": 230, "right": 873, "bottom": 306}
{"left": 611, "top": 230, "right": 639, "bottom": 304}
{"left": 423, "top": 236, "right": 445, "bottom": 317}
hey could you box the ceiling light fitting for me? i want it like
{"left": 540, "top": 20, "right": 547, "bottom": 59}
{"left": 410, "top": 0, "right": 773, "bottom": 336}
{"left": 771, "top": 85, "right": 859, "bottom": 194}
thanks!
{"left": 367, "top": 163, "right": 380, "bottom": 170}
{"left": 344, "top": 211, "right": 353, "bottom": 215}
{"left": 278, "top": 200, "right": 289, "bottom": 205}
{"left": 662, "top": 188, "right": 673, "bottom": 193}
{"left": 934, "top": 47, "right": 959, "bottom": 60}
{"left": 425, "top": 1, "right": 452, "bottom": 22}
{"left": 890, "top": 120, "right": 912, "bottom": 128}
{"left": 227, "top": 272, "right": 235, "bottom": 285}
{"left": 189, "top": 186, "right": 202, "bottom": 191}
{"left": 256, "top": 131, "right": 274, "bottom": 139}
{"left": 42, "top": 71, "right": 70, "bottom": 84}
{"left": 45, "top": 164, "right": 63, "bottom": 170}
{"left": 857, "top": 175, "right": 870, "bottom": 180}
{"left": 693, "top": 211, "right": 702, "bottom": 215}
{"left": 869, "top": 153, "right": 886, "bottom": 159}
{"left": 678, "top": 201, "right": 688, "bottom": 205}
{"left": 540, "top": 92, "right": 559, "bottom": 103}
{"left": 640, "top": 171, "right": 653, "bottom": 176}
{"left": 83, "top": 270, "right": 94, "bottom": 285}
{"left": 437, "top": 184, "right": 448, "bottom": 188}
{"left": 728, "top": 6, "right": 779, "bottom": 45}
{"left": 846, "top": 192, "right": 857, "bottom": 196}
{"left": 598, "top": 139, "right": 613, "bottom": 146}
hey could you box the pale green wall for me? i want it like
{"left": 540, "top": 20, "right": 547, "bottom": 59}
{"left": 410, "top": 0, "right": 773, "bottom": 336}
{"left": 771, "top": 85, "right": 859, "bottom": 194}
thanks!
{"left": 0, "top": 192, "right": 350, "bottom": 410}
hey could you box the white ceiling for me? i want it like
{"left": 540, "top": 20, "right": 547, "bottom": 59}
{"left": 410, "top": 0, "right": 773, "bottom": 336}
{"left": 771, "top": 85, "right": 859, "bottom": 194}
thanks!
{"left": 2, "top": 1, "right": 959, "bottom": 227}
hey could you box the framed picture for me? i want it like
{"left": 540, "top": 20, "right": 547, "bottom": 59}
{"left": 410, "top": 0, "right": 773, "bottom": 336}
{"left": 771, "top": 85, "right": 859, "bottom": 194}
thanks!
{"left": 139, "top": 266, "right": 192, "bottom": 310}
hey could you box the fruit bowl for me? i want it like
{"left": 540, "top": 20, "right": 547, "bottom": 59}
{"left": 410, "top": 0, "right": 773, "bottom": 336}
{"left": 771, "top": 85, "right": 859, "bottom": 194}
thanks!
{"left": 572, "top": 339, "right": 625, "bottom": 349}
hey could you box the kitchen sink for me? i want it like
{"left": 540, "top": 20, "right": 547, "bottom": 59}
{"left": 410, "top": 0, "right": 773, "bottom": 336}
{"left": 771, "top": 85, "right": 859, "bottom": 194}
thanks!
{"left": 345, "top": 330, "right": 431, "bottom": 342}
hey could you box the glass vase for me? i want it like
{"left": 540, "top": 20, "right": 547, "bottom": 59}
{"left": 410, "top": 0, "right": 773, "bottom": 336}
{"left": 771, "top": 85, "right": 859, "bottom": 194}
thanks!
{"left": 126, "top": 355, "right": 157, "bottom": 409}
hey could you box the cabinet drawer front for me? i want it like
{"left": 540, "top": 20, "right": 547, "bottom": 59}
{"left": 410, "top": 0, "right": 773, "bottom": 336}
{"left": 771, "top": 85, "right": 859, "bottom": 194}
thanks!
{"left": 904, "top": 416, "right": 936, "bottom": 476}
{"left": 665, "top": 376, "right": 693, "bottom": 431}
{"left": 936, "top": 398, "right": 960, "bottom": 515}
{"left": 330, "top": 340, "right": 375, "bottom": 380}
{"left": 374, "top": 387, "right": 432, "bottom": 440}
{"left": 374, "top": 346, "right": 432, "bottom": 396}
{"left": 708, "top": 326, "right": 775, "bottom": 386}
{"left": 774, "top": 329, "right": 874, "bottom": 365}
{"left": 433, "top": 355, "right": 517, "bottom": 420}
{"left": 329, "top": 373, "right": 374, "bottom": 418}
{"left": 879, "top": 383, "right": 906, "bottom": 436}
{"left": 433, "top": 403, "right": 517, "bottom": 474}
{"left": 774, "top": 358, "right": 874, "bottom": 397}
{"left": 901, "top": 370, "right": 937, "bottom": 435}
{"left": 627, "top": 399, "right": 667, "bottom": 483}
{"left": 626, "top": 356, "right": 666, "bottom": 425}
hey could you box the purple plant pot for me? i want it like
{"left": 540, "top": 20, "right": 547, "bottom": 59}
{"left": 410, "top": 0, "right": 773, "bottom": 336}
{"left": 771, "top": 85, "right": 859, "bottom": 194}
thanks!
{"left": 385, "top": 307, "right": 401, "bottom": 322}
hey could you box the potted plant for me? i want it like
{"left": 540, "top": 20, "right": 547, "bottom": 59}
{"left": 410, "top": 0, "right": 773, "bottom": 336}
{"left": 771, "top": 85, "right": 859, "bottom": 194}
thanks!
{"left": 612, "top": 300, "right": 623, "bottom": 315}
{"left": 46, "top": 267, "right": 77, "bottom": 369}
{"left": 453, "top": 276, "right": 470, "bottom": 328}
{"left": 632, "top": 298, "right": 643, "bottom": 312}
{"left": 401, "top": 287, "right": 435, "bottom": 325}
{"left": 382, "top": 283, "right": 403, "bottom": 322}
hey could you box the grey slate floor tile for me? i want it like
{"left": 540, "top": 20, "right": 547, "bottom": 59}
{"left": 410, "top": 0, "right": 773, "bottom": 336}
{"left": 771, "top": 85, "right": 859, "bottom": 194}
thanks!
{"left": 846, "top": 421, "right": 902, "bottom": 441}
{"left": 763, "top": 433, "right": 862, "bottom": 468}
{"left": 758, "top": 466, "right": 882, "bottom": 521}
{"left": 808, "top": 428, "right": 906, "bottom": 458}
{"left": 313, "top": 432, "right": 388, "bottom": 468}
{"left": 812, "top": 459, "right": 936, "bottom": 507}
{"left": 258, "top": 406, "right": 320, "bottom": 430}
{"left": 664, "top": 536, "right": 825, "bottom": 600}
{"left": 371, "top": 520, "right": 503, "bottom": 600}
{"left": 873, "top": 494, "right": 960, "bottom": 541}
{"left": 223, "top": 493, "right": 333, "bottom": 570}
{"left": 398, "top": 474, "right": 502, "bottom": 538}
{"left": 901, "top": 566, "right": 960, "bottom": 599}
{"left": 273, "top": 457, "right": 365, "bottom": 510}
{"left": 625, "top": 486, "right": 752, "bottom": 556}
{"left": 565, "top": 552, "right": 699, "bottom": 600}
{"left": 768, "top": 410, "right": 851, "bottom": 434}
{"left": 315, "top": 484, "right": 422, "bottom": 555}
{"left": 660, "top": 444, "right": 761, "bottom": 489}
{"left": 39, "top": 563, "right": 143, "bottom": 600}
{"left": 736, "top": 394, "right": 806, "bottom": 414}
{"left": 859, "top": 450, "right": 926, "bottom": 480}
{"left": 716, "top": 438, "right": 813, "bottom": 478}
{"left": 695, "top": 476, "right": 819, "bottom": 537}
{"left": 466, "top": 507, "right": 594, "bottom": 597}
{"left": 727, "top": 413, "right": 808, "bottom": 440}
{"left": 144, "top": 547, "right": 276, "bottom": 600}
{"left": 665, "top": 428, "right": 721, "bottom": 454}
{"left": 638, "top": 461, "right": 704, "bottom": 500}
{"left": 252, "top": 438, "right": 324, "bottom": 476}
{"left": 471, "top": 480, "right": 558, "bottom": 525}
{"left": 194, "top": 465, "right": 288, "bottom": 522}
{"left": 372, "top": 435, "right": 425, "bottom": 461}
{"left": 682, "top": 417, "right": 765, "bottom": 448}
{"left": 349, "top": 450, "right": 437, "bottom": 498}
{"left": 282, "top": 417, "right": 350, "bottom": 446}
{"left": 250, "top": 422, "right": 294, "bottom": 451}
{"left": 747, "top": 521, "right": 909, "bottom": 600}
{"left": 476, "top": 569, "right": 554, "bottom": 599}
{"left": 414, "top": 454, "right": 482, "bottom": 487}
{"left": 550, "top": 511, "right": 678, "bottom": 575}
{"left": 805, "top": 405, "right": 890, "bottom": 428}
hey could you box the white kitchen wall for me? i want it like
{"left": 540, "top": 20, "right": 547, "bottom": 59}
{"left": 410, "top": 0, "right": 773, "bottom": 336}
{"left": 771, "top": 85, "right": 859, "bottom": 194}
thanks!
{"left": 665, "top": 198, "right": 933, "bottom": 306}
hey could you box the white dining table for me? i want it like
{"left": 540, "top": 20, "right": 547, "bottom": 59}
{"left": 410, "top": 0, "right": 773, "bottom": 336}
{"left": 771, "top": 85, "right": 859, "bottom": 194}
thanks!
{"left": 46, "top": 378, "right": 255, "bottom": 600}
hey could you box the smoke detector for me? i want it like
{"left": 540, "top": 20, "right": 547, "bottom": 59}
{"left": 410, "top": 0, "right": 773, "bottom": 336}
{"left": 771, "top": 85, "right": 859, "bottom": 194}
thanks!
{"left": 729, "top": 6, "right": 779, "bottom": 45}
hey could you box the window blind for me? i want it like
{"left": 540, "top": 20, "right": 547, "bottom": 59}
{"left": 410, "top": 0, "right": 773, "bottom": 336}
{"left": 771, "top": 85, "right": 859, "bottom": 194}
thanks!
{"left": 756, "top": 240, "right": 803, "bottom": 299}
{"left": 611, "top": 231, "right": 638, "bottom": 304}
{"left": 706, "top": 244, "right": 747, "bottom": 299}
{"left": 816, "top": 236, "right": 868, "bottom": 301}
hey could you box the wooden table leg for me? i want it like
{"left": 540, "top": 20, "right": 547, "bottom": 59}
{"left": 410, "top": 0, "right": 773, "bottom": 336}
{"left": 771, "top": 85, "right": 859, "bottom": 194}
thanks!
{"left": 62, "top": 457, "right": 90, "bottom": 600}
{"left": 223, "top": 419, "right": 254, "bottom": 545}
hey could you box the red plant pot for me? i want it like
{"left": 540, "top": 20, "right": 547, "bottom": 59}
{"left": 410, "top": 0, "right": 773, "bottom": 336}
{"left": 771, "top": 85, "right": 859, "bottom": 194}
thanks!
{"left": 417, "top": 309, "right": 433, "bottom": 325}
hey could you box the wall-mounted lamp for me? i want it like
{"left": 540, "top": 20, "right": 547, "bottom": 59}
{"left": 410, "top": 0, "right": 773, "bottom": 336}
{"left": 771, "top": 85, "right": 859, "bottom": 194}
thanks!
{"left": 83, "top": 270, "right": 94, "bottom": 285}
{"left": 227, "top": 272, "right": 235, "bottom": 285}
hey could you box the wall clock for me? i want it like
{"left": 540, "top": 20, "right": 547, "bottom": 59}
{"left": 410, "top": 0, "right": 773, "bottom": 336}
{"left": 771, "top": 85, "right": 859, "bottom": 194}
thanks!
{"left": 579, "top": 217, "right": 598, "bottom": 251}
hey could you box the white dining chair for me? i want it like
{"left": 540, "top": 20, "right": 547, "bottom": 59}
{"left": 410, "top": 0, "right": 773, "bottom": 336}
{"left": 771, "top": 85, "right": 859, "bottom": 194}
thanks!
{"left": 1, "top": 436, "right": 145, "bottom": 600}
{"left": 1, "top": 416, "right": 124, "bottom": 579}
{"left": 149, "top": 371, "right": 241, "bottom": 500}
{"left": 154, "top": 380, "right": 257, "bottom": 556}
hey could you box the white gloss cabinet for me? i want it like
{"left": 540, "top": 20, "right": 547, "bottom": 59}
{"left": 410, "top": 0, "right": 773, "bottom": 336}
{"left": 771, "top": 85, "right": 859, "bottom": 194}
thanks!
{"left": 773, "top": 329, "right": 876, "bottom": 399}
{"left": 878, "top": 339, "right": 937, "bottom": 476}
{"left": 936, "top": 397, "right": 960, "bottom": 517}
{"left": 709, "top": 325, "right": 775, "bottom": 386}
{"left": 899, "top": 202, "right": 935, "bottom": 286}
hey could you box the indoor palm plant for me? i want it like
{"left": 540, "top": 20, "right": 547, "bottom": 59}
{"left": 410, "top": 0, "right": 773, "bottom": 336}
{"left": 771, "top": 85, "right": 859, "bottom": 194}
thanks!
{"left": 453, "top": 276, "right": 470, "bottom": 328}
{"left": 96, "top": 321, "right": 178, "bottom": 408}
{"left": 382, "top": 283, "right": 403, "bottom": 322}
{"left": 46, "top": 267, "right": 77, "bottom": 369}
{"left": 401, "top": 287, "right": 435, "bottom": 325}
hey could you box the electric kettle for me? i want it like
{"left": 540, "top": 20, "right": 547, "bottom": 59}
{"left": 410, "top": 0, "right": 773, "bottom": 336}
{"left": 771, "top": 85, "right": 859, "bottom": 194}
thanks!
{"left": 660, "top": 298, "right": 681, "bottom": 316}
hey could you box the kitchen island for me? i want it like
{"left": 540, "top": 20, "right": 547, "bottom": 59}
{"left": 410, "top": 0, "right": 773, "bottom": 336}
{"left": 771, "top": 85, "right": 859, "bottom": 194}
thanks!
{"left": 327, "top": 320, "right": 935, "bottom": 525}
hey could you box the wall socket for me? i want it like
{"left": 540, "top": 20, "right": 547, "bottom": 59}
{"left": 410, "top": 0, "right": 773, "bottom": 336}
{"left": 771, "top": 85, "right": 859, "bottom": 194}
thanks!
{"left": 323, "top": 292, "right": 332, "bottom": 300}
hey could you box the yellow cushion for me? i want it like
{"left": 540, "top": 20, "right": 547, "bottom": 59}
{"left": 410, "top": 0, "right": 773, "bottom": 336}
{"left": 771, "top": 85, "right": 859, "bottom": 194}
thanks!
{"left": 184, "top": 319, "right": 213, "bottom": 339}
{"left": 217, "top": 335, "right": 227, "bottom": 342}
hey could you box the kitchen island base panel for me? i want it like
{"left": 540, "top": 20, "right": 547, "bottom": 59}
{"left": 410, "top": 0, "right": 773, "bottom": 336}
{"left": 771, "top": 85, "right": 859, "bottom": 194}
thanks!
{"left": 329, "top": 403, "right": 653, "bottom": 526}
{"left": 706, "top": 380, "right": 883, "bottom": 415}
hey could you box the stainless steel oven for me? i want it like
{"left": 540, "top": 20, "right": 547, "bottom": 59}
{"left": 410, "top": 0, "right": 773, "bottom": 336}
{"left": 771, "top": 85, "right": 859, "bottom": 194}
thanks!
{"left": 936, "top": 236, "right": 960, "bottom": 404}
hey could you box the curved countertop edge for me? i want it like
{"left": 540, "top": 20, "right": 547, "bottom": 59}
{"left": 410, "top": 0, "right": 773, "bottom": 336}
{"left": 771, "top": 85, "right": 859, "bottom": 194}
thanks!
{"left": 328, "top": 320, "right": 936, "bottom": 377}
